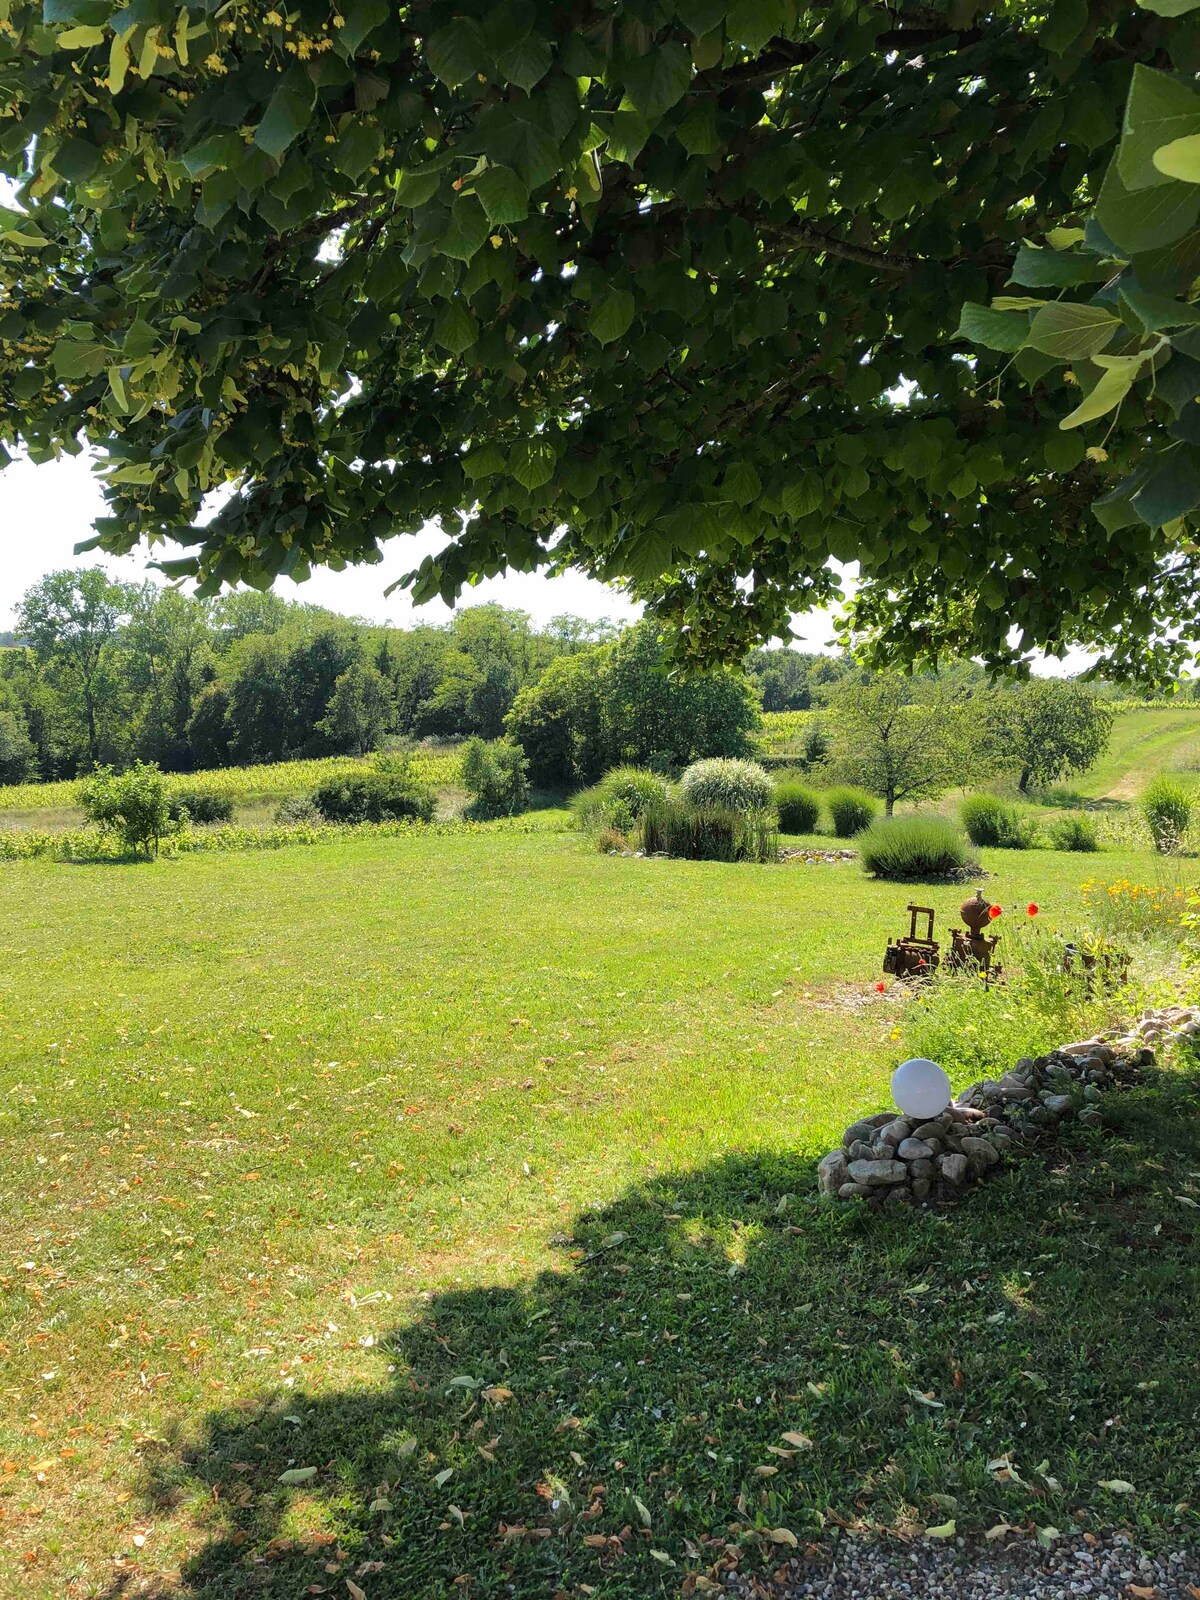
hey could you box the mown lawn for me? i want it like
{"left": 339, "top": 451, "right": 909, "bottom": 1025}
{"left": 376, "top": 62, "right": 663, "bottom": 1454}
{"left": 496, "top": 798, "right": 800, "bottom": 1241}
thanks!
{"left": 0, "top": 832, "right": 1197, "bottom": 1597}
{"left": 1072, "top": 707, "right": 1200, "bottom": 801}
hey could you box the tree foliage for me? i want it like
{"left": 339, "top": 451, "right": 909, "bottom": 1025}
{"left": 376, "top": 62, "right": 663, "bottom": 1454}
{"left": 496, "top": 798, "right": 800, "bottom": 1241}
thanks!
{"left": 984, "top": 679, "right": 1113, "bottom": 793}
{"left": 826, "top": 673, "right": 979, "bottom": 814}
{"left": 0, "top": 1, "right": 1187, "bottom": 676}
{"left": 965, "top": 17, "right": 1200, "bottom": 619}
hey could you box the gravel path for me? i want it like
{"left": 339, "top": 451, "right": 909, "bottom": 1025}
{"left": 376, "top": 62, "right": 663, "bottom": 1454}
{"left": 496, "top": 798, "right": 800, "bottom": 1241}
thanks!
{"left": 729, "top": 1532, "right": 1199, "bottom": 1599}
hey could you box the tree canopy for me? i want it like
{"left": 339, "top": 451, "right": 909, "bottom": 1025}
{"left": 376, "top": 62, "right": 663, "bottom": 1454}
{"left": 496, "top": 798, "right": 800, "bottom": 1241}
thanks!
{"left": 0, "top": 0, "right": 1192, "bottom": 675}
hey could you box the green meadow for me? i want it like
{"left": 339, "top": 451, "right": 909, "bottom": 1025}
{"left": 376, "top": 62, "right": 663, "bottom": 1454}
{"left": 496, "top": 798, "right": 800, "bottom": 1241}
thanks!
{"left": 1, "top": 830, "right": 1197, "bottom": 1596}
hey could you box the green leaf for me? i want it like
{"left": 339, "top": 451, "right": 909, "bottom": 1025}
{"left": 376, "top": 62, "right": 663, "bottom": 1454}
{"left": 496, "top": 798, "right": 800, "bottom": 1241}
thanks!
{"left": 425, "top": 19, "right": 486, "bottom": 88}
{"left": 1040, "top": 0, "right": 1087, "bottom": 54}
{"left": 588, "top": 287, "right": 635, "bottom": 344}
{"left": 1119, "top": 284, "right": 1200, "bottom": 332}
{"left": 622, "top": 42, "right": 692, "bottom": 119}
{"left": 1153, "top": 132, "right": 1200, "bottom": 184}
{"left": 335, "top": 0, "right": 388, "bottom": 53}
{"left": 254, "top": 78, "right": 315, "bottom": 162}
{"left": 1119, "top": 66, "right": 1200, "bottom": 192}
{"left": 2, "top": 221, "right": 49, "bottom": 247}
{"left": 1009, "top": 245, "right": 1113, "bottom": 288}
{"left": 107, "top": 26, "right": 130, "bottom": 93}
{"left": 1059, "top": 364, "right": 1136, "bottom": 427}
{"left": 1027, "top": 301, "right": 1121, "bottom": 360}
{"left": 487, "top": 111, "right": 562, "bottom": 188}
{"left": 439, "top": 195, "right": 490, "bottom": 261}
{"left": 676, "top": 101, "right": 719, "bottom": 157}
{"left": 509, "top": 439, "right": 556, "bottom": 490}
{"left": 496, "top": 34, "right": 553, "bottom": 92}
{"left": 606, "top": 108, "right": 651, "bottom": 166}
{"left": 955, "top": 302, "right": 1030, "bottom": 352}
{"left": 462, "top": 443, "right": 505, "bottom": 480}
{"left": 722, "top": 461, "right": 761, "bottom": 504}
{"left": 1130, "top": 444, "right": 1200, "bottom": 524}
{"left": 781, "top": 474, "right": 823, "bottom": 518}
{"left": 1137, "top": 0, "right": 1200, "bottom": 11}
{"left": 278, "top": 1466, "right": 318, "bottom": 1485}
{"left": 1044, "top": 430, "right": 1086, "bottom": 471}
{"left": 433, "top": 299, "right": 478, "bottom": 355}
{"left": 1096, "top": 154, "right": 1200, "bottom": 252}
{"left": 473, "top": 164, "right": 528, "bottom": 226}
{"left": 724, "top": 0, "right": 786, "bottom": 52}
{"left": 180, "top": 133, "right": 241, "bottom": 181}
{"left": 332, "top": 121, "right": 383, "bottom": 180}
{"left": 395, "top": 162, "right": 448, "bottom": 207}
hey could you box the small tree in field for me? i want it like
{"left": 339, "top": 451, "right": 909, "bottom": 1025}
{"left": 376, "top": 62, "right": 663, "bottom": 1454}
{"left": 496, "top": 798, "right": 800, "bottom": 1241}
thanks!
{"left": 827, "top": 675, "right": 977, "bottom": 815}
{"left": 985, "top": 681, "right": 1112, "bottom": 794}
{"left": 461, "top": 738, "right": 530, "bottom": 819}
{"left": 318, "top": 661, "right": 394, "bottom": 756}
{"left": 79, "top": 762, "right": 172, "bottom": 857}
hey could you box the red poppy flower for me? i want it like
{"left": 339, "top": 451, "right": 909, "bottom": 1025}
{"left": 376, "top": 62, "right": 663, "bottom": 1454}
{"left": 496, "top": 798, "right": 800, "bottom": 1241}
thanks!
{"left": 988, "top": 904, "right": 1001, "bottom": 919}
{"left": 875, "top": 980, "right": 886, "bottom": 993}
{"left": 1027, "top": 902, "right": 1039, "bottom": 916}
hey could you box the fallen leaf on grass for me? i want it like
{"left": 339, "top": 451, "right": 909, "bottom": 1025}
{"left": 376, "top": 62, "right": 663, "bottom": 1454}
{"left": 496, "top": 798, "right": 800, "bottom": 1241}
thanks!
{"left": 779, "top": 1431, "right": 813, "bottom": 1450}
{"left": 1037, "top": 1526, "right": 1060, "bottom": 1548}
{"left": 924, "top": 1520, "right": 956, "bottom": 1539}
{"left": 278, "top": 1467, "right": 318, "bottom": 1485}
{"left": 768, "top": 1527, "right": 798, "bottom": 1547}
{"left": 650, "top": 1549, "right": 676, "bottom": 1566}
{"left": 907, "top": 1388, "right": 944, "bottom": 1409}
{"left": 433, "top": 1468, "right": 453, "bottom": 1487}
{"left": 1098, "top": 1479, "right": 1135, "bottom": 1494}
{"left": 346, "top": 1581, "right": 366, "bottom": 1600}
{"left": 633, "top": 1494, "right": 652, "bottom": 1528}
{"left": 985, "top": 1523, "right": 1015, "bottom": 1541}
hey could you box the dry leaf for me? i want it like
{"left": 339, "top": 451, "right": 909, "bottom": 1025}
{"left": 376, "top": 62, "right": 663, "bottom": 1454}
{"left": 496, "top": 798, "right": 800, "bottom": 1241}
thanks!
{"left": 346, "top": 1582, "right": 366, "bottom": 1600}
{"left": 279, "top": 1467, "right": 318, "bottom": 1485}
{"left": 768, "top": 1527, "right": 798, "bottom": 1547}
{"left": 779, "top": 1431, "right": 813, "bottom": 1450}
{"left": 1098, "top": 1479, "right": 1135, "bottom": 1494}
{"left": 925, "top": 1520, "right": 956, "bottom": 1539}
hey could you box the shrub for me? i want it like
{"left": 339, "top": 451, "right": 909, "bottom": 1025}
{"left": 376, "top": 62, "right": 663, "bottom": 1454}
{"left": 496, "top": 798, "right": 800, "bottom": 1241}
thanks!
{"left": 311, "top": 769, "right": 435, "bottom": 824}
{"left": 678, "top": 757, "right": 772, "bottom": 814}
{"left": 857, "top": 814, "right": 975, "bottom": 879}
{"left": 639, "top": 797, "right": 777, "bottom": 862}
{"left": 461, "top": 737, "right": 530, "bottom": 818}
{"left": 79, "top": 761, "right": 172, "bottom": 857}
{"left": 1141, "top": 776, "right": 1193, "bottom": 853}
{"left": 824, "top": 785, "right": 877, "bottom": 837}
{"left": 1048, "top": 813, "right": 1099, "bottom": 852}
{"left": 167, "top": 788, "right": 234, "bottom": 825}
{"left": 773, "top": 776, "right": 821, "bottom": 834}
{"left": 960, "top": 793, "right": 1036, "bottom": 849}
{"left": 571, "top": 765, "right": 671, "bottom": 833}
{"left": 274, "top": 793, "right": 319, "bottom": 824}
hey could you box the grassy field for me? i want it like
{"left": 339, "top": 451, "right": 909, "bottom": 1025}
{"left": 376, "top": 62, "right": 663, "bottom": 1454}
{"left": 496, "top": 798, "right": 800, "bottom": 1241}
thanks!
{"left": 1, "top": 830, "right": 1197, "bottom": 1596}
{"left": 1067, "top": 708, "right": 1200, "bottom": 800}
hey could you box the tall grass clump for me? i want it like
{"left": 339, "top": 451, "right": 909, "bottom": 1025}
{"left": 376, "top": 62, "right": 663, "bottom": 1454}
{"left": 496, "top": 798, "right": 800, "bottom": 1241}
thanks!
{"left": 167, "top": 788, "right": 234, "bottom": 825}
{"left": 572, "top": 766, "right": 671, "bottom": 835}
{"left": 824, "top": 785, "right": 877, "bottom": 837}
{"left": 960, "top": 793, "right": 1036, "bottom": 849}
{"left": 1048, "top": 813, "right": 1099, "bottom": 852}
{"left": 639, "top": 797, "right": 777, "bottom": 863}
{"left": 858, "top": 814, "right": 975, "bottom": 879}
{"left": 773, "top": 774, "right": 821, "bottom": 834}
{"left": 1141, "top": 776, "right": 1193, "bottom": 853}
{"left": 679, "top": 757, "right": 772, "bottom": 815}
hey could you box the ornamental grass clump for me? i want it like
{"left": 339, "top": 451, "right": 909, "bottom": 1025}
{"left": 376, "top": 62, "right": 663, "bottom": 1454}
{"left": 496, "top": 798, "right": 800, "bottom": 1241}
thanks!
{"left": 638, "top": 797, "right": 777, "bottom": 863}
{"left": 678, "top": 757, "right": 772, "bottom": 815}
{"left": 823, "top": 785, "right": 877, "bottom": 837}
{"left": 857, "top": 814, "right": 975, "bottom": 880}
{"left": 1048, "top": 813, "right": 1099, "bottom": 852}
{"left": 571, "top": 766, "right": 671, "bottom": 835}
{"left": 960, "top": 793, "right": 1037, "bottom": 849}
{"left": 1141, "top": 776, "right": 1193, "bottom": 854}
{"left": 773, "top": 775, "right": 821, "bottom": 834}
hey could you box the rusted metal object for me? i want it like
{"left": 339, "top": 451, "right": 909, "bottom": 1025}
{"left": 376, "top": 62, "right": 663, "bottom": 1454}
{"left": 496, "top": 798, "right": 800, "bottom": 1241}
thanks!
{"left": 883, "top": 904, "right": 940, "bottom": 979}
{"left": 946, "top": 890, "right": 1001, "bottom": 982}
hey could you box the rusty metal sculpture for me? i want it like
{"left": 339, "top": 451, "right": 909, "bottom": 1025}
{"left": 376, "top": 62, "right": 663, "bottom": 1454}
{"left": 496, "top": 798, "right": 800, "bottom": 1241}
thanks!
{"left": 946, "top": 889, "right": 1002, "bottom": 983}
{"left": 883, "top": 904, "right": 940, "bottom": 979}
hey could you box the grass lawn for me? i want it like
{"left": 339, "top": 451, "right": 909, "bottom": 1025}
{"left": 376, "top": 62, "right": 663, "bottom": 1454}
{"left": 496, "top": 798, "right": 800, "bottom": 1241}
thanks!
{"left": 1071, "top": 708, "right": 1200, "bottom": 801}
{"left": 0, "top": 832, "right": 1197, "bottom": 1597}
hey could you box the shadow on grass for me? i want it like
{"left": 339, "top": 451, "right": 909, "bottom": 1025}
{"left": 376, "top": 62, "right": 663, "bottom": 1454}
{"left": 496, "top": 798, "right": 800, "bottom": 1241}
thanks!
{"left": 127, "top": 1071, "right": 1200, "bottom": 1599}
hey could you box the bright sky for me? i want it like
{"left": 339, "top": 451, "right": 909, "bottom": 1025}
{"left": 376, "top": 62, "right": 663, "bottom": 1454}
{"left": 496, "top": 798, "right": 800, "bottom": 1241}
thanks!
{"left": 0, "top": 447, "right": 844, "bottom": 649}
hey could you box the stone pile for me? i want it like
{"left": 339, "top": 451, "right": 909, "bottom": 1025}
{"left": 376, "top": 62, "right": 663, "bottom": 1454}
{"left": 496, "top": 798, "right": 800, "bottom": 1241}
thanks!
{"left": 1105, "top": 1001, "right": 1200, "bottom": 1055}
{"left": 817, "top": 1040, "right": 1153, "bottom": 1208}
{"left": 780, "top": 847, "right": 857, "bottom": 865}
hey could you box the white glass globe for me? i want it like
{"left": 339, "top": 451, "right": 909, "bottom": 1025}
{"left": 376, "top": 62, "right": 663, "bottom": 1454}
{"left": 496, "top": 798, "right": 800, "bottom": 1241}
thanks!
{"left": 891, "top": 1057, "right": 952, "bottom": 1120}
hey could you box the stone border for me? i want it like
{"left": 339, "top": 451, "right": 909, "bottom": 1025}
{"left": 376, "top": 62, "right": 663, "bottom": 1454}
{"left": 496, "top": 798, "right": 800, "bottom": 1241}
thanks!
{"left": 817, "top": 1041, "right": 1154, "bottom": 1208}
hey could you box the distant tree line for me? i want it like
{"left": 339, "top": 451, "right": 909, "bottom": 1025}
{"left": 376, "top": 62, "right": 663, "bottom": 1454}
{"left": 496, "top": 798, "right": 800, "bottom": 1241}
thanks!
{"left": 0, "top": 569, "right": 618, "bottom": 783}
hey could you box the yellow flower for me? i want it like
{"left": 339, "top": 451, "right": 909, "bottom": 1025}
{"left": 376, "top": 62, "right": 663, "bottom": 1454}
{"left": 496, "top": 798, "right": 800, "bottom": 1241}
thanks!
{"left": 265, "top": 8, "right": 283, "bottom": 22}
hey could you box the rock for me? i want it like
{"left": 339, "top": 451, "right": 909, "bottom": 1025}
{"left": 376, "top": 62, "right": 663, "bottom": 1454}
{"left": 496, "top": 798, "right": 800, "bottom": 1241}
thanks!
{"left": 883, "top": 1185, "right": 912, "bottom": 1206}
{"left": 908, "top": 1157, "right": 935, "bottom": 1180}
{"left": 939, "top": 1152, "right": 967, "bottom": 1185}
{"left": 838, "top": 1181, "right": 871, "bottom": 1200}
{"left": 960, "top": 1135, "right": 998, "bottom": 1164}
{"left": 878, "top": 1117, "right": 912, "bottom": 1147}
{"left": 1040, "top": 1092, "right": 1074, "bottom": 1115}
{"left": 911, "top": 1178, "right": 932, "bottom": 1202}
{"left": 1078, "top": 1107, "right": 1103, "bottom": 1128}
{"left": 843, "top": 1120, "right": 878, "bottom": 1148}
{"left": 912, "top": 1118, "right": 951, "bottom": 1140}
{"left": 897, "top": 1137, "right": 934, "bottom": 1161}
{"left": 863, "top": 1111, "right": 899, "bottom": 1129}
{"left": 848, "top": 1158, "right": 909, "bottom": 1187}
{"left": 1135, "top": 1047, "right": 1156, "bottom": 1067}
{"left": 1014, "top": 1056, "right": 1036, "bottom": 1073}
{"left": 817, "top": 1149, "right": 849, "bottom": 1196}
{"left": 848, "top": 1140, "right": 875, "bottom": 1162}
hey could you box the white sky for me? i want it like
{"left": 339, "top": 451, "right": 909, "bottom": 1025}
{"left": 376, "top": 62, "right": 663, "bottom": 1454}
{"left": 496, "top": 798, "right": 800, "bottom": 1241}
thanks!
{"left": 0, "top": 447, "right": 843, "bottom": 649}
